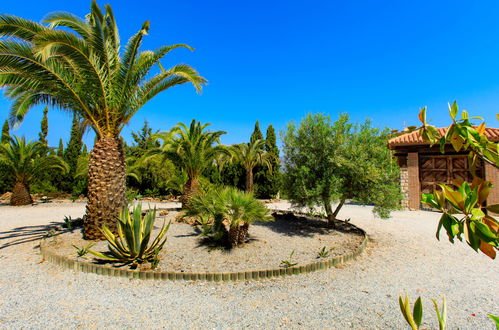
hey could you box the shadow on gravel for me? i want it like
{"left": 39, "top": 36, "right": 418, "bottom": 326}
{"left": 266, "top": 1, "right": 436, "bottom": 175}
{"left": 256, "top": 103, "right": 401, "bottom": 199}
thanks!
{"left": 0, "top": 222, "right": 68, "bottom": 250}
{"left": 260, "top": 212, "right": 363, "bottom": 238}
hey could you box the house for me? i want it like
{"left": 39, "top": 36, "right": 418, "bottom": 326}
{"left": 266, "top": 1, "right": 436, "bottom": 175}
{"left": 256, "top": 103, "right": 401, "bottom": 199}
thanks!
{"left": 387, "top": 127, "right": 499, "bottom": 210}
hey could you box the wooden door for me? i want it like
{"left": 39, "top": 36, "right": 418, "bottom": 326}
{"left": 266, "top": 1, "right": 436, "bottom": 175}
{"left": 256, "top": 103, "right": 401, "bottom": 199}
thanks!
{"left": 419, "top": 155, "right": 483, "bottom": 195}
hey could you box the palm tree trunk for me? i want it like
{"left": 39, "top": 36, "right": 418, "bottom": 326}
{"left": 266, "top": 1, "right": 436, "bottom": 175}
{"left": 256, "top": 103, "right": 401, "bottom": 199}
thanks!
{"left": 10, "top": 181, "right": 32, "bottom": 206}
{"left": 228, "top": 226, "right": 240, "bottom": 247}
{"left": 237, "top": 223, "right": 249, "bottom": 245}
{"left": 246, "top": 167, "right": 254, "bottom": 192}
{"left": 181, "top": 176, "right": 200, "bottom": 208}
{"left": 84, "top": 136, "right": 126, "bottom": 240}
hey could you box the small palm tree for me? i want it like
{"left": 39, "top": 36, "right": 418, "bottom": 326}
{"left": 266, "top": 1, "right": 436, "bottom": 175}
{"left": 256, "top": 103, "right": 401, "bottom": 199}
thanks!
{"left": 186, "top": 186, "right": 272, "bottom": 247}
{"left": 151, "top": 120, "right": 228, "bottom": 207}
{"left": 223, "top": 187, "right": 272, "bottom": 246}
{"left": 0, "top": 2, "right": 206, "bottom": 238}
{"left": 0, "top": 136, "right": 68, "bottom": 205}
{"left": 231, "top": 139, "right": 272, "bottom": 192}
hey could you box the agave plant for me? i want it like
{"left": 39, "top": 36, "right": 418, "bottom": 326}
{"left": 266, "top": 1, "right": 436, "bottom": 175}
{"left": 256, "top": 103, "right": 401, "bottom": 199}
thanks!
{"left": 88, "top": 204, "right": 170, "bottom": 268}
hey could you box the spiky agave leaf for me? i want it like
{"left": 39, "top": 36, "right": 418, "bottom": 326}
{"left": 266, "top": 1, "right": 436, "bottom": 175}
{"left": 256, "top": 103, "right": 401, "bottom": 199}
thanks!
{"left": 89, "top": 204, "right": 170, "bottom": 266}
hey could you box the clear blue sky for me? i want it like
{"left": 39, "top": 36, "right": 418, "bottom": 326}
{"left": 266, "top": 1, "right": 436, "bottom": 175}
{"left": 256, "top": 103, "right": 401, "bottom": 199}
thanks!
{"left": 0, "top": 0, "right": 498, "bottom": 148}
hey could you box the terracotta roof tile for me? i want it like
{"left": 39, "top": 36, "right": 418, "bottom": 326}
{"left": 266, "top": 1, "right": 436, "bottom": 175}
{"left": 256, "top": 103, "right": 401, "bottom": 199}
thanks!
{"left": 388, "top": 126, "right": 499, "bottom": 149}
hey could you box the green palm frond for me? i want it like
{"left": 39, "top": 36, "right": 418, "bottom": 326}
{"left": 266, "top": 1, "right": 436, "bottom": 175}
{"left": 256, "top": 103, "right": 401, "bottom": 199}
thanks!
{"left": 231, "top": 139, "right": 273, "bottom": 173}
{"left": 0, "top": 136, "right": 68, "bottom": 184}
{"left": 150, "top": 119, "right": 228, "bottom": 181}
{"left": 0, "top": 2, "right": 206, "bottom": 138}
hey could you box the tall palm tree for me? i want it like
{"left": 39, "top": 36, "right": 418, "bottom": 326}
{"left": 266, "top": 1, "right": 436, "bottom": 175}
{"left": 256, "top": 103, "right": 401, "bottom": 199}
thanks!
{"left": 231, "top": 139, "right": 272, "bottom": 192}
{"left": 0, "top": 2, "right": 206, "bottom": 238}
{"left": 151, "top": 119, "right": 227, "bottom": 207}
{"left": 0, "top": 136, "right": 68, "bottom": 205}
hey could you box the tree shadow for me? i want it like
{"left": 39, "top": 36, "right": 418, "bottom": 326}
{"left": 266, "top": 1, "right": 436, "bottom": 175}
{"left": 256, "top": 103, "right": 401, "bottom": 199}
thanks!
{"left": 256, "top": 212, "right": 363, "bottom": 238}
{"left": 0, "top": 222, "right": 74, "bottom": 250}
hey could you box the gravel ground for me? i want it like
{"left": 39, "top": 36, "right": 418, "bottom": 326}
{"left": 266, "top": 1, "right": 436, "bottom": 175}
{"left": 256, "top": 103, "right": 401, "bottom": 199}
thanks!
{"left": 0, "top": 201, "right": 497, "bottom": 329}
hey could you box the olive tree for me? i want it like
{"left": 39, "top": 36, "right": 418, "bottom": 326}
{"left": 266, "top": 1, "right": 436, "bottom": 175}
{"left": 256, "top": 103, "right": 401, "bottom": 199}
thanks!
{"left": 281, "top": 113, "right": 401, "bottom": 226}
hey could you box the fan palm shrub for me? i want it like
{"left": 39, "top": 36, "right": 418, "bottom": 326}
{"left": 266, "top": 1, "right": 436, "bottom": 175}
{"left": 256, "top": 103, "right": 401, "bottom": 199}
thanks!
{"left": 0, "top": 2, "right": 206, "bottom": 238}
{"left": 186, "top": 186, "right": 272, "bottom": 247}
{"left": 0, "top": 136, "right": 68, "bottom": 205}
{"left": 151, "top": 120, "right": 228, "bottom": 207}
{"left": 230, "top": 139, "right": 272, "bottom": 192}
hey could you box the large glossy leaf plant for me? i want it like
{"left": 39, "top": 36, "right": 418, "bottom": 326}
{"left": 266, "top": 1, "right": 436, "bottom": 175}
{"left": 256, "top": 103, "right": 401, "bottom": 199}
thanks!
{"left": 418, "top": 102, "right": 498, "bottom": 259}
{"left": 0, "top": 1, "right": 206, "bottom": 239}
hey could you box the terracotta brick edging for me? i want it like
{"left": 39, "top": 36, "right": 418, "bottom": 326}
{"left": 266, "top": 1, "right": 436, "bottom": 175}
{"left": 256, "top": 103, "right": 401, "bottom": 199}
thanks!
{"left": 40, "top": 209, "right": 368, "bottom": 282}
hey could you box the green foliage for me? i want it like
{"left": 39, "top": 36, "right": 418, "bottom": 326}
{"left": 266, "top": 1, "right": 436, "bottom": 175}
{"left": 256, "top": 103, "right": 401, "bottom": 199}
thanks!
{"left": 185, "top": 186, "right": 272, "bottom": 247}
{"left": 399, "top": 294, "right": 446, "bottom": 330}
{"left": 418, "top": 103, "right": 498, "bottom": 259}
{"left": 38, "top": 106, "right": 48, "bottom": 147}
{"left": 88, "top": 204, "right": 170, "bottom": 268}
{"left": 316, "top": 246, "right": 333, "bottom": 258}
{"left": 282, "top": 113, "right": 401, "bottom": 223}
{"left": 1, "top": 120, "right": 10, "bottom": 144}
{"left": 150, "top": 120, "right": 228, "bottom": 203}
{"left": 337, "top": 120, "right": 402, "bottom": 218}
{"left": 0, "top": 136, "right": 68, "bottom": 188}
{"left": 158, "top": 120, "right": 227, "bottom": 180}
{"left": 488, "top": 314, "right": 499, "bottom": 330}
{"left": 0, "top": 3, "right": 206, "bottom": 138}
{"left": 230, "top": 139, "right": 272, "bottom": 192}
{"left": 280, "top": 250, "right": 298, "bottom": 268}
{"left": 64, "top": 114, "right": 83, "bottom": 177}
{"left": 211, "top": 161, "right": 246, "bottom": 190}
{"left": 421, "top": 179, "right": 498, "bottom": 259}
{"left": 72, "top": 243, "right": 94, "bottom": 257}
{"left": 250, "top": 121, "right": 264, "bottom": 146}
{"left": 419, "top": 102, "right": 498, "bottom": 170}
{"left": 130, "top": 120, "right": 159, "bottom": 154}
{"left": 0, "top": 121, "right": 12, "bottom": 193}
{"left": 56, "top": 139, "right": 64, "bottom": 157}
{"left": 124, "top": 121, "right": 177, "bottom": 197}
{"left": 399, "top": 294, "right": 424, "bottom": 330}
{"left": 254, "top": 124, "right": 281, "bottom": 198}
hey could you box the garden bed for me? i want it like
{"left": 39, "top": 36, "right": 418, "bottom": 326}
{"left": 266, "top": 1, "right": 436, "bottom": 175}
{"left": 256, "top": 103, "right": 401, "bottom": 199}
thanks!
{"left": 41, "top": 210, "right": 367, "bottom": 280}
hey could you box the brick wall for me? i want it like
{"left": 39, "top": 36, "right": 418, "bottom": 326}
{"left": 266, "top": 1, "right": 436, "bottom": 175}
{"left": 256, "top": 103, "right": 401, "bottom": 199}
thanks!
{"left": 407, "top": 152, "right": 420, "bottom": 210}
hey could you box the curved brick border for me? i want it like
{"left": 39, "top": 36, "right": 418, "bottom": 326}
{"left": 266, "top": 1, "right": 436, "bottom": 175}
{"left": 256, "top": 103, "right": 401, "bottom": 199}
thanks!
{"left": 40, "top": 209, "right": 368, "bottom": 281}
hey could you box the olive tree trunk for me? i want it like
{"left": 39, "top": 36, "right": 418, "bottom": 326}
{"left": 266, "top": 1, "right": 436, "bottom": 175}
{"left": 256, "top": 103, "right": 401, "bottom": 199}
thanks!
{"left": 84, "top": 136, "right": 126, "bottom": 240}
{"left": 322, "top": 196, "right": 336, "bottom": 228}
{"left": 10, "top": 181, "right": 33, "bottom": 206}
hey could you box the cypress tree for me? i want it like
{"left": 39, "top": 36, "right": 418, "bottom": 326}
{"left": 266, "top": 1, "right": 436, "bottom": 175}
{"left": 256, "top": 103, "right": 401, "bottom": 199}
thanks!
{"left": 250, "top": 121, "right": 267, "bottom": 197}
{"left": 57, "top": 139, "right": 64, "bottom": 157}
{"left": 39, "top": 106, "right": 48, "bottom": 147}
{"left": 65, "top": 114, "right": 83, "bottom": 177}
{"left": 264, "top": 124, "right": 280, "bottom": 198}
{"left": 250, "top": 121, "right": 264, "bottom": 146}
{"left": 1, "top": 120, "right": 10, "bottom": 144}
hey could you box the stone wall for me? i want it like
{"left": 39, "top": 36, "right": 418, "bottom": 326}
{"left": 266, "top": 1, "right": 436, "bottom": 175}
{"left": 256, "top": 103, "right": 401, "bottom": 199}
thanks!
{"left": 400, "top": 167, "right": 409, "bottom": 209}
